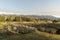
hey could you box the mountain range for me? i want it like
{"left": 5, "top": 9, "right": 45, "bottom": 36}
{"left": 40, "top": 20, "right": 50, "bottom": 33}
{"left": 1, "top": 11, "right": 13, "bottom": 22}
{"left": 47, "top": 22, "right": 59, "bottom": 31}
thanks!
{"left": 20, "top": 15, "right": 57, "bottom": 19}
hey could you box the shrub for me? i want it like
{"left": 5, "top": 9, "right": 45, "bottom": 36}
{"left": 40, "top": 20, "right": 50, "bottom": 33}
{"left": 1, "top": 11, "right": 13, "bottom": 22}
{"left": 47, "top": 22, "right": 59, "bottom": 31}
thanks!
{"left": 18, "top": 27, "right": 27, "bottom": 34}
{"left": 50, "top": 28, "right": 57, "bottom": 34}
{"left": 37, "top": 27, "right": 46, "bottom": 32}
{"left": 17, "top": 26, "right": 35, "bottom": 34}
{"left": 56, "top": 29, "right": 60, "bottom": 34}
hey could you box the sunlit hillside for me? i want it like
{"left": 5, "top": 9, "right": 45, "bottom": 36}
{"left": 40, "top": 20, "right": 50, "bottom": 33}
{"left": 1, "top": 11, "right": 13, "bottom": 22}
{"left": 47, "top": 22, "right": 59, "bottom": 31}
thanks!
{"left": 0, "top": 15, "right": 59, "bottom": 40}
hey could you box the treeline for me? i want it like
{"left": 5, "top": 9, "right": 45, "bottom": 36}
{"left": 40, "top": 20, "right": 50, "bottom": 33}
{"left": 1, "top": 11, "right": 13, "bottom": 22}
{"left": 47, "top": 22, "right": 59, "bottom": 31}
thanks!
{"left": 0, "top": 15, "right": 37, "bottom": 22}
{"left": 0, "top": 15, "right": 54, "bottom": 22}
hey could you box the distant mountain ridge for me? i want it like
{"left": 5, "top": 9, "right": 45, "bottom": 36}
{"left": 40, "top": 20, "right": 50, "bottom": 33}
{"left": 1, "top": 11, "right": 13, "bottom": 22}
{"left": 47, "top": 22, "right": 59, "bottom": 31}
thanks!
{"left": 20, "top": 15, "right": 57, "bottom": 19}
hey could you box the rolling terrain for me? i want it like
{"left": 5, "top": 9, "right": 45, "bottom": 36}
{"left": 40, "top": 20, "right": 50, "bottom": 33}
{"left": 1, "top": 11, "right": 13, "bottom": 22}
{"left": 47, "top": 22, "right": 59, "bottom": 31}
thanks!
{"left": 0, "top": 15, "right": 59, "bottom": 40}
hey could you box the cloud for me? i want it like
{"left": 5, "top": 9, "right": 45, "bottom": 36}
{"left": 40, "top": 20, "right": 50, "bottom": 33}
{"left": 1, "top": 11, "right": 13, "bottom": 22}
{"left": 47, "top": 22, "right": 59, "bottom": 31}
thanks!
{"left": 0, "top": 10, "right": 60, "bottom": 17}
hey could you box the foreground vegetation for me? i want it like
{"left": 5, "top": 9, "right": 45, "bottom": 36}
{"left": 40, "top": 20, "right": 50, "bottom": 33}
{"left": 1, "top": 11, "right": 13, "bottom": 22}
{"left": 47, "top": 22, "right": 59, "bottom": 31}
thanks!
{"left": 0, "top": 22, "right": 59, "bottom": 40}
{"left": 0, "top": 15, "right": 60, "bottom": 40}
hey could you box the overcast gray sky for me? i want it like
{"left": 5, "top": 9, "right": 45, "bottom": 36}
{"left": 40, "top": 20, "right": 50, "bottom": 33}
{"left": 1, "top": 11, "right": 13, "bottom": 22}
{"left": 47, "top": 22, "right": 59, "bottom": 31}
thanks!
{"left": 0, "top": 0, "right": 60, "bottom": 17}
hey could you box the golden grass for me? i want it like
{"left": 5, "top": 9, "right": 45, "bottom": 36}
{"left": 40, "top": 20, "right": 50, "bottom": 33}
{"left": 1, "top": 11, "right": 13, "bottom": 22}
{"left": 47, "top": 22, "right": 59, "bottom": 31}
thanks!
{"left": 35, "top": 29, "right": 60, "bottom": 39}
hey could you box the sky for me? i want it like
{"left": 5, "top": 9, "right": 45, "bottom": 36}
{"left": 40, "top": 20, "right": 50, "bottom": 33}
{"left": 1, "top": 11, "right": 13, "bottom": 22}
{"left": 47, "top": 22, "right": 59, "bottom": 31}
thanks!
{"left": 0, "top": 0, "right": 60, "bottom": 17}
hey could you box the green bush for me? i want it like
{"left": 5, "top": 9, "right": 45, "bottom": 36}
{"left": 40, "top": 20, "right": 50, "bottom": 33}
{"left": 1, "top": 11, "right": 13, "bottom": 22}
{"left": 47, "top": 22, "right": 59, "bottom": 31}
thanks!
{"left": 18, "top": 27, "right": 31, "bottom": 34}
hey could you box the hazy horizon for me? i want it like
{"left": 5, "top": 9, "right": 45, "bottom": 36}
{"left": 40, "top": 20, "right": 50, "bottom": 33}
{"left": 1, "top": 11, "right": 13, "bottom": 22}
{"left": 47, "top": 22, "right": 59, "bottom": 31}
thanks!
{"left": 0, "top": 0, "right": 60, "bottom": 17}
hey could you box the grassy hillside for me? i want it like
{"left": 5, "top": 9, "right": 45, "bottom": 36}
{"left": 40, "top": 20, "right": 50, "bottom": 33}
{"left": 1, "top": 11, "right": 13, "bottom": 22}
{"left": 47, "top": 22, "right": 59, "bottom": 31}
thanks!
{"left": 0, "top": 22, "right": 60, "bottom": 40}
{"left": 0, "top": 15, "right": 60, "bottom": 40}
{"left": 0, "top": 29, "right": 60, "bottom": 40}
